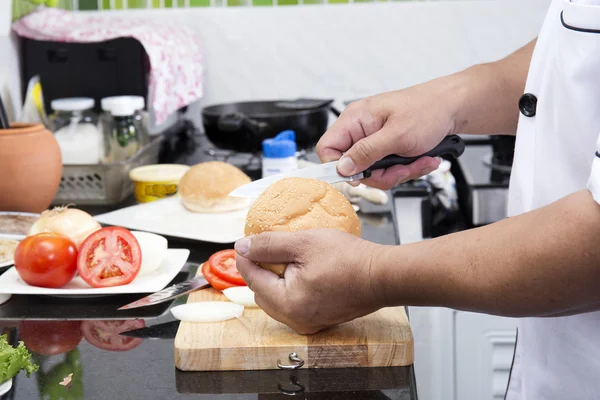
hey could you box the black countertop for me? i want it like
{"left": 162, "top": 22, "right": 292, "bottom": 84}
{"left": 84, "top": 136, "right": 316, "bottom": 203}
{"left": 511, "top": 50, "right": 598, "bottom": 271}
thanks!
{"left": 0, "top": 129, "right": 420, "bottom": 400}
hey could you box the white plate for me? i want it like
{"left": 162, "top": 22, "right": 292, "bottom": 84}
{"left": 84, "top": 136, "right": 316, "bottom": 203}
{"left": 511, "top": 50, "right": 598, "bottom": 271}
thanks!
{"left": 0, "top": 234, "right": 25, "bottom": 269}
{"left": 94, "top": 197, "right": 248, "bottom": 243}
{"left": 0, "top": 248, "right": 189, "bottom": 296}
{"left": 0, "top": 378, "right": 12, "bottom": 396}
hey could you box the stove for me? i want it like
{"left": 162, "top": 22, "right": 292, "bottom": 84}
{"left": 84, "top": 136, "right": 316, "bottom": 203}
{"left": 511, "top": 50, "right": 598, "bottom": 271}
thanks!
{"left": 452, "top": 135, "right": 515, "bottom": 227}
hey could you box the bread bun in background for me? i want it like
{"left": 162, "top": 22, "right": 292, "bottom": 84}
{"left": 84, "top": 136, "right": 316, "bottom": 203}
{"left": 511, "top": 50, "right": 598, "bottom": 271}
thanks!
{"left": 179, "top": 161, "right": 252, "bottom": 213}
{"left": 244, "top": 177, "right": 361, "bottom": 276}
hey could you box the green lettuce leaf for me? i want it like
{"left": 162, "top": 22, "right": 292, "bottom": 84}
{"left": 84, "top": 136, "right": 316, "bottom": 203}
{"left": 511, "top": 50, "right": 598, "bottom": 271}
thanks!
{"left": 0, "top": 334, "right": 38, "bottom": 383}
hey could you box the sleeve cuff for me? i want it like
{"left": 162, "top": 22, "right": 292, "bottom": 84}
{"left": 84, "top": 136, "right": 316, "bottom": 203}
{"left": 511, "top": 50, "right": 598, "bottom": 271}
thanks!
{"left": 587, "top": 153, "right": 600, "bottom": 204}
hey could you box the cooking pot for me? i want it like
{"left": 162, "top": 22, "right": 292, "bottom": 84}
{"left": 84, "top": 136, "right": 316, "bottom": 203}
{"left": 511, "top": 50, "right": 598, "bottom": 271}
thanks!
{"left": 201, "top": 99, "right": 340, "bottom": 153}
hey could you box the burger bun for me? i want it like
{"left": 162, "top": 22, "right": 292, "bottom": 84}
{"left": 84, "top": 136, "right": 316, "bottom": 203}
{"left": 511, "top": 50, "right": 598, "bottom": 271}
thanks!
{"left": 244, "top": 177, "right": 361, "bottom": 276}
{"left": 179, "top": 161, "right": 252, "bottom": 213}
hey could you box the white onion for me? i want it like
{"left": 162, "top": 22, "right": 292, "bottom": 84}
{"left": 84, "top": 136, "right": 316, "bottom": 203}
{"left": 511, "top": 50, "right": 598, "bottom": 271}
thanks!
{"left": 222, "top": 286, "right": 259, "bottom": 308}
{"left": 171, "top": 302, "right": 244, "bottom": 323}
{"left": 28, "top": 206, "right": 101, "bottom": 249}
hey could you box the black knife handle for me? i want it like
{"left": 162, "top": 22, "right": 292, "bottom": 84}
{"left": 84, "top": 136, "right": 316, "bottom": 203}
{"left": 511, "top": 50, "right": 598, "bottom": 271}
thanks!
{"left": 363, "top": 135, "right": 465, "bottom": 178}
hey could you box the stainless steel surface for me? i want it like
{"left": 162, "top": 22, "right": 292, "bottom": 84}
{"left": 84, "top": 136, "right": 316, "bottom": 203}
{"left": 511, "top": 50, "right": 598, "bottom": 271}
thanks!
{"left": 472, "top": 187, "right": 509, "bottom": 226}
{"left": 53, "top": 134, "right": 164, "bottom": 206}
{"left": 455, "top": 144, "right": 510, "bottom": 226}
{"left": 394, "top": 196, "right": 426, "bottom": 244}
{"left": 117, "top": 275, "right": 210, "bottom": 310}
{"left": 277, "top": 353, "right": 305, "bottom": 370}
{"left": 229, "top": 161, "right": 363, "bottom": 197}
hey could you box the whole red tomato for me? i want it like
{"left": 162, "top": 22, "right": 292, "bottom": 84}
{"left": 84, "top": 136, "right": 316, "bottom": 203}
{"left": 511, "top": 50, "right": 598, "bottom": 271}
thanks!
{"left": 14, "top": 233, "right": 78, "bottom": 288}
{"left": 19, "top": 320, "right": 83, "bottom": 356}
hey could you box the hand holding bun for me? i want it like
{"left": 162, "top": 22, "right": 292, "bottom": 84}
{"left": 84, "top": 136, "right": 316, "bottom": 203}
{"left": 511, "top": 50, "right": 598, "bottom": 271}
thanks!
{"left": 179, "top": 161, "right": 251, "bottom": 213}
{"left": 244, "top": 177, "right": 361, "bottom": 276}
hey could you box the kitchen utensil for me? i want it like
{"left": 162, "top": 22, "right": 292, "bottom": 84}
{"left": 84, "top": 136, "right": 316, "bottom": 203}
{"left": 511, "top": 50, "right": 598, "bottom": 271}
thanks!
{"left": 201, "top": 98, "right": 336, "bottom": 152}
{"left": 94, "top": 196, "right": 248, "bottom": 243}
{"left": 0, "top": 123, "right": 62, "bottom": 213}
{"left": 120, "top": 320, "right": 179, "bottom": 339}
{"left": 0, "top": 249, "right": 189, "bottom": 297}
{"left": 0, "top": 273, "right": 189, "bottom": 321}
{"left": 53, "top": 134, "right": 164, "bottom": 206}
{"left": 0, "top": 95, "right": 9, "bottom": 129}
{"left": 297, "top": 159, "right": 389, "bottom": 205}
{"left": 117, "top": 275, "right": 210, "bottom": 310}
{"left": 174, "top": 270, "right": 413, "bottom": 371}
{"left": 230, "top": 135, "right": 465, "bottom": 198}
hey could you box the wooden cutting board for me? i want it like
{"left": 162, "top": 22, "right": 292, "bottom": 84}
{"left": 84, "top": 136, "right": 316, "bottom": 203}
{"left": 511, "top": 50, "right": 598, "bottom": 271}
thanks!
{"left": 174, "top": 265, "right": 414, "bottom": 371}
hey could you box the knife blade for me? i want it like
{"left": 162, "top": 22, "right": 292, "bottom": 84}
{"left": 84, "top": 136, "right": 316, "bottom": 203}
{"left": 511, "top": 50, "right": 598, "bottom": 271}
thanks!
{"left": 120, "top": 320, "right": 180, "bottom": 339}
{"left": 117, "top": 275, "right": 210, "bottom": 310}
{"left": 229, "top": 134, "right": 465, "bottom": 198}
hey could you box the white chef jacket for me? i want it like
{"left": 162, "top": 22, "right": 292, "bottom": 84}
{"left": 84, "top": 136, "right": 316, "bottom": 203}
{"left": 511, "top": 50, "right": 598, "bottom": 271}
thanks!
{"left": 505, "top": 0, "right": 600, "bottom": 399}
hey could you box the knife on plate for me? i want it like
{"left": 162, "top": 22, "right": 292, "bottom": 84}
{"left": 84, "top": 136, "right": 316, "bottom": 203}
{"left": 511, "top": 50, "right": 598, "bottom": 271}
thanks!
{"left": 117, "top": 275, "right": 210, "bottom": 310}
{"left": 228, "top": 134, "right": 465, "bottom": 198}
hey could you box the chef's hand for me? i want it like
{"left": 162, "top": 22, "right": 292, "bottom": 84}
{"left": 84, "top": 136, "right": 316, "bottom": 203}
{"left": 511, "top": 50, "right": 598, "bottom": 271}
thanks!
{"left": 235, "top": 230, "right": 385, "bottom": 334}
{"left": 318, "top": 82, "right": 458, "bottom": 189}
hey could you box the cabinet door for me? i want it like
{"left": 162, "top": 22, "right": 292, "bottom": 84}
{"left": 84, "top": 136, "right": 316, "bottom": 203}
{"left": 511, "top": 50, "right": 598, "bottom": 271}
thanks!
{"left": 455, "top": 312, "right": 517, "bottom": 400}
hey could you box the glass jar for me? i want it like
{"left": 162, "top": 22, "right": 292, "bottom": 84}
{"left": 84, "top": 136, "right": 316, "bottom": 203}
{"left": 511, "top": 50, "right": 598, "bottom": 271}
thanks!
{"left": 100, "top": 96, "right": 149, "bottom": 150}
{"left": 49, "top": 98, "right": 104, "bottom": 165}
{"left": 101, "top": 97, "right": 142, "bottom": 163}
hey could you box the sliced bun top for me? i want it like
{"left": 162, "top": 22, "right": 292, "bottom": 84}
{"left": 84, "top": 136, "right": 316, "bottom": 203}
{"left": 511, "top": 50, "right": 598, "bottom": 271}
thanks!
{"left": 179, "top": 161, "right": 251, "bottom": 203}
{"left": 244, "top": 177, "right": 361, "bottom": 237}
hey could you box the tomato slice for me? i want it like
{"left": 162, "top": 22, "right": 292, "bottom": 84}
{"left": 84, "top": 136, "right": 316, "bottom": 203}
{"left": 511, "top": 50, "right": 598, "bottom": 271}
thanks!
{"left": 208, "top": 249, "right": 246, "bottom": 285}
{"left": 202, "top": 261, "right": 243, "bottom": 291}
{"left": 81, "top": 320, "right": 144, "bottom": 352}
{"left": 77, "top": 227, "right": 142, "bottom": 288}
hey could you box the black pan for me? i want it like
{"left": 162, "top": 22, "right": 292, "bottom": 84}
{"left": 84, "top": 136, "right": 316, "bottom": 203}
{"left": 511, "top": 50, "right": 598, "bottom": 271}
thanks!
{"left": 201, "top": 98, "right": 340, "bottom": 152}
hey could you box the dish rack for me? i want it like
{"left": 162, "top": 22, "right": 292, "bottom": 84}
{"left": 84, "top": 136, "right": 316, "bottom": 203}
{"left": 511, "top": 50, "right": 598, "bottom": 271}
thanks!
{"left": 52, "top": 135, "right": 164, "bottom": 206}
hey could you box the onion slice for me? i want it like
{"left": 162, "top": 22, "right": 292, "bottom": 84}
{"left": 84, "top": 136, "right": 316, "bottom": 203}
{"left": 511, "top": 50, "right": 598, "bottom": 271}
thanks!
{"left": 171, "top": 302, "right": 244, "bottom": 323}
{"left": 222, "top": 286, "right": 259, "bottom": 308}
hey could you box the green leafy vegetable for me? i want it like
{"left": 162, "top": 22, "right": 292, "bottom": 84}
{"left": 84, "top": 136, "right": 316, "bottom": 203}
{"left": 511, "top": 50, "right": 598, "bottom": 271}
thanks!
{"left": 0, "top": 334, "right": 38, "bottom": 383}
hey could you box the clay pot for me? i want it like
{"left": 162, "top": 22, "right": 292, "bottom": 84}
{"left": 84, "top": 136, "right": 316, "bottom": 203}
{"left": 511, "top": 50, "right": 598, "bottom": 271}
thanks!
{"left": 0, "top": 123, "right": 62, "bottom": 213}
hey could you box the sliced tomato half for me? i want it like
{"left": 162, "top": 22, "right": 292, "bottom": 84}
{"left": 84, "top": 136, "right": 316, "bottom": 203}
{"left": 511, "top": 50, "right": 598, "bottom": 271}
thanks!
{"left": 208, "top": 249, "right": 246, "bottom": 285}
{"left": 81, "top": 319, "right": 144, "bottom": 352}
{"left": 77, "top": 227, "right": 142, "bottom": 288}
{"left": 202, "top": 261, "right": 243, "bottom": 291}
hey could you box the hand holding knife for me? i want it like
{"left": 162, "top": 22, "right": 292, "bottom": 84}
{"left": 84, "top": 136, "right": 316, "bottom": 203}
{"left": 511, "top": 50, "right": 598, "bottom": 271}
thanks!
{"left": 118, "top": 135, "right": 465, "bottom": 311}
{"left": 229, "top": 135, "right": 465, "bottom": 198}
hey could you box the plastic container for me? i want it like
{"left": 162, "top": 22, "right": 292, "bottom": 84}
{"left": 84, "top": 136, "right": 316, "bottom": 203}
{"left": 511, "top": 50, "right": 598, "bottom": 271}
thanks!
{"left": 129, "top": 164, "right": 190, "bottom": 203}
{"left": 261, "top": 130, "right": 298, "bottom": 178}
{"left": 49, "top": 97, "right": 103, "bottom": 165}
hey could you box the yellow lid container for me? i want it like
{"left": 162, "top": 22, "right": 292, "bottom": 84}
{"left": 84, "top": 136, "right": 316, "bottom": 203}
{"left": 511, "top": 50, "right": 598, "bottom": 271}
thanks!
{"left": 129, "top": 164, "right": 190, "bottom": 203}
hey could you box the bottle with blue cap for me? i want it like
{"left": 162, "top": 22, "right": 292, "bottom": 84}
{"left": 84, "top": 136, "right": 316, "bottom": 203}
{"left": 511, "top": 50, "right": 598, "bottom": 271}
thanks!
{"left": 262, "top": 130, "right": 298, "bottom": 178}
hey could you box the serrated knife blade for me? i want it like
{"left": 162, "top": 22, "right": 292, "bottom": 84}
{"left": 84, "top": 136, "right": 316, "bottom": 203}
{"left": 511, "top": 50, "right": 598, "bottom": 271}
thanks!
{"left": 229, "top": 161, "right": 364, "bottom": 198}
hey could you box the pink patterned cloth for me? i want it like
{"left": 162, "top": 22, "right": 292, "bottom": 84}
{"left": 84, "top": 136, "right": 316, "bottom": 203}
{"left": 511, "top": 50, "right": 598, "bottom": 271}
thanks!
{"left": 12, "top": 8, "right": 204, "bottom": 125}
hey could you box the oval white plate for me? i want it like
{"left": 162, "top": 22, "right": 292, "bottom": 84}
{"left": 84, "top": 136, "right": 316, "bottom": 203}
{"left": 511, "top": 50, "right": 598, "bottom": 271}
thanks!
{"left": 0, "top": 248, "right": 190, "bottom": 298}
{"left": 0, "top": 234, "right": 25, "bottom": 269}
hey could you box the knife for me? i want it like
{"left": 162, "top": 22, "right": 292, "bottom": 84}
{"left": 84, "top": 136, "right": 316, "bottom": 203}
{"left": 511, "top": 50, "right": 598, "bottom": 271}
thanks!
{"left": 117, "top": 275, "right": 210, "bottom": 310}
{"left": 120, "top": 320, "right": 180, "bottom": 339}
{"left": 229, "top": 134, "right": 465, "bottom": 198}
